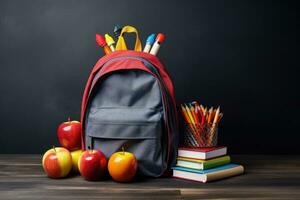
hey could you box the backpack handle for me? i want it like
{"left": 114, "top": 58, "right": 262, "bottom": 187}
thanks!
{"left": 116, "top": 26, "right": 142, "bottom": 51}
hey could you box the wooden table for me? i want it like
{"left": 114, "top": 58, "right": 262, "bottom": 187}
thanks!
{"left": 0, "top": 155, "right": 299, "bottom": 199}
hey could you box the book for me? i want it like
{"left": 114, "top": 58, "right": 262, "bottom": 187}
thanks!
{"left": 177, "top": 155, "right": 231, "bottom": 170}
{"left": 173, "top": 164, "right": 244, "bottom": 183}
{"left": 178, "top": 146, "right": 227, "bottom": 160}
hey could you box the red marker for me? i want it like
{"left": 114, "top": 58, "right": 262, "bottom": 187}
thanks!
{"left": 96, "top": 34, "right": 111, "bottom": 55}
{"left": 149, "top": 33, "right": 165, "bottom": 55}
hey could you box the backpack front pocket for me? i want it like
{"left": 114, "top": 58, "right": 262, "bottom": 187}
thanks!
{"left": 85, "top": 107, "right": 166, "bottom": 177}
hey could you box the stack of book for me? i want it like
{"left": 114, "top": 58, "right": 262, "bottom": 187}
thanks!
{"left": 172, "top": 146, "right": 244, "bottom": 183}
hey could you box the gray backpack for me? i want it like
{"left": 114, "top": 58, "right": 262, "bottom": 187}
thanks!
{"left": 81, "top": 50, "right": 178, "bottom": 177}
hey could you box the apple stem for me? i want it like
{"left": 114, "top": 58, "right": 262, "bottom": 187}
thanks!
{"left": 53, "top": 145, "right": 56, "bottom": 153}
{"left": 68, "top": 117, "right": 71, "bottom": 123}
{"left": 122, "top": 146, "right": 125, "bottom": 155}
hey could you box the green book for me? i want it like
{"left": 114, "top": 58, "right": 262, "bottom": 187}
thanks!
{"left": 176, "top": 155, "right": 231, "bottom": 170}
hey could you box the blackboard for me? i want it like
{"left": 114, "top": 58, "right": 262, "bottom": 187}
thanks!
{"left": 0, "top": 0, "right": 298, "bottom": 154}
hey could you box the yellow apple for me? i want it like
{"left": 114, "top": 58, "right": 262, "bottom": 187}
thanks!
{"left": 71, "top": 149, "right": 83, "bottom": 172}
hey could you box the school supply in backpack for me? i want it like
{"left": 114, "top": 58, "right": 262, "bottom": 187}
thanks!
{"left": 113, "top": 24, "right": 122, "bottom": 40}
{"left": 150, "top": 33, "right": 165, "bottom": 55}
{"left": 104, "top": 34, "right": 116, "bottom": 52}
{"left": 143, "top": 33, "right": 156, "bottom": 53}
{"left": 95, "top": 34, "right": 112, "bottom": 55}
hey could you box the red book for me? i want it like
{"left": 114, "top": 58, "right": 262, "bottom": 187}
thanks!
{"left": 178, "top": 146, "right": 227, "bottom": 160}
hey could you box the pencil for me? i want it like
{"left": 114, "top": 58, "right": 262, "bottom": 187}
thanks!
{"left": 192, "top": 101, "right": 202, "bottom": 122}
{"left": 185, "top": 104, "right": 195, "bottom": 125}
{"left": 217, "top": 113, "right": 223, "bottom": 123}
{"left": 181, "top": 105, "right": 190, "bottom": 123}
{"left": 208, "top": 107, "right": 220, "bottom": 145}
{"left": 207, "top": 107, "right": 213, "bottom": 124}
{"left": 181, "top": 105, "right": 202, "bottom": 146}
{"left": 190, "top": 105, "right": 199, "bottom": 124}
{"left": 195, "top": 105, "right": 203, "bottom": 125}
{"left": 212, "top": 107, "right": 220, "bottom": 127}
{"left": 200, "top": 105, "right": 205, "bottom": 113}
{"left": 186, "top": 104, "right": 205, "bottom": 146}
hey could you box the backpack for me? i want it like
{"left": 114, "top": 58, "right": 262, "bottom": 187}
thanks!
{"left": 80, "top": 26, "right": 178, "bottom": 177}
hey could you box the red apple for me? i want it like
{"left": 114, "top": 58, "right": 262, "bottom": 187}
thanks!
{"left": 108, "top": 148, "right": 138, "bottom": 182}
{"left": 78, "top": 149, "right": 107, "bottom": 181}
{"left": 57, "top": 118, "right": 81, "bottom": 151}
{"left": 42, "top": 147, "right": 72, "bottom": 178}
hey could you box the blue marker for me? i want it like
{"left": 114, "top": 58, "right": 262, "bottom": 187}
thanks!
{"left": 143, "top": 33, "right": 156, "bottom": 53}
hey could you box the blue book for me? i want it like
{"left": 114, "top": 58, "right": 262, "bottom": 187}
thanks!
{"left": 173, "top": 164, "right": 244, "bottom": 183}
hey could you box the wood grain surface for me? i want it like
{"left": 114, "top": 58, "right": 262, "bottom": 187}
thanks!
{"left": 0, "top": 155, "right": 299, "bottom": 199}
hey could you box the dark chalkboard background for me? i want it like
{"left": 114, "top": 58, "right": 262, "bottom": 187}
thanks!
{"left": 0, "top": 0, "right": 298, "bottom": 154}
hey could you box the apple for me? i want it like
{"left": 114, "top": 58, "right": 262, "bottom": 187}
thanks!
{"left": 71, "top": 149, "right": 83, "bottom": 173}
{"left": 42, "top": 147, "right": 72, "bottom": 178}
{"left": 108, "top": 148, "right": 138, "bottom": 182}
{"left": 78, "top": 149, "right": 107, "bottom": 181}
{"left": 57, "top": 118, "right": 81, "bottom": 151}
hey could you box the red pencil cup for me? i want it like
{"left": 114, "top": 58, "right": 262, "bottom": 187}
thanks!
{"left": 183, "top": 123, "right": 218, "bottom": 148}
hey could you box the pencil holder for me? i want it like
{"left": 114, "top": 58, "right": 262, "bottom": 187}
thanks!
{"left": 183, "top": 123, "right": 218, "bottom": 148}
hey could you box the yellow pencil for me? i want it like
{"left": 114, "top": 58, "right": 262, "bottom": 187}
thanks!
{"left": 207, "top": 107, "right": 213, "bottom": 124}
{"left": 185, "top": 104, "right": 195, "bottom": 125}
{"left": 208, "top": 107, "right": 220, "bottom": 145}
{"left": 181, "top": 105, "right": 190, "bottom": 123}
{"left": 190, "top": 106, "right": 199, "bottom": 124}
{"left": 212, "top": 107, "right": 220, "bottom": 127}
{"left": 200, "top": 105, "right": 205, "bottom": 113}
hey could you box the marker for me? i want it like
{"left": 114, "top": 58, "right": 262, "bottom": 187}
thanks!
{"left": 113, "top": 24, "right": 122, "bottom": 40}
{"left": 104, "top": 34, "right": 115, "bottom": 52}
{"left": 149, "top": 33, "right": 165, "bottom": 55}
{"left": 143, "top": 33, "right": 156, "bottom": 53}
{"left": 96, "top": 34, "right": 111, "bottom": 55}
